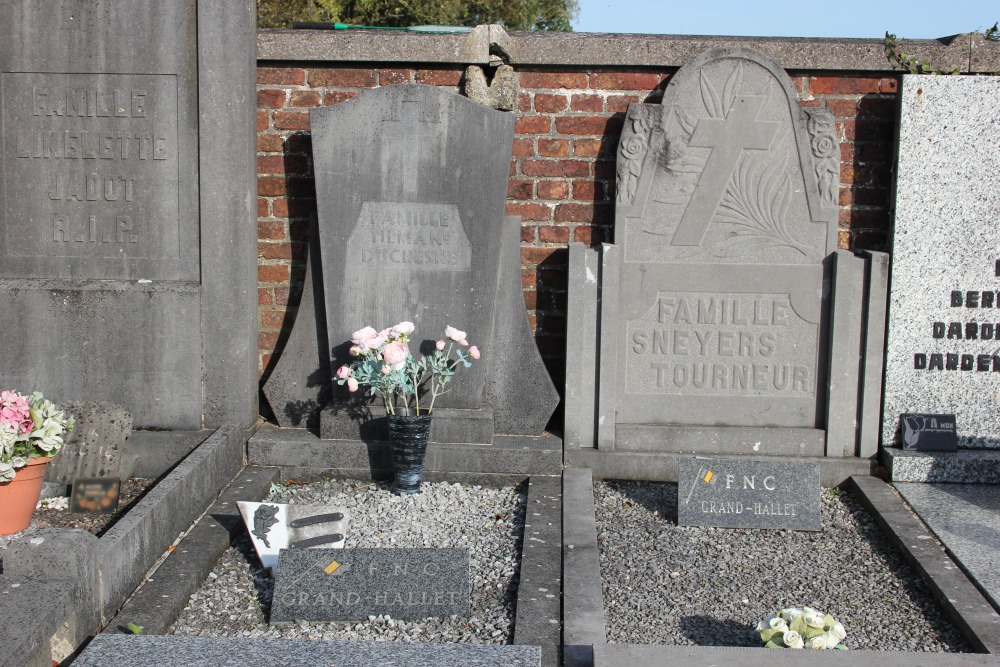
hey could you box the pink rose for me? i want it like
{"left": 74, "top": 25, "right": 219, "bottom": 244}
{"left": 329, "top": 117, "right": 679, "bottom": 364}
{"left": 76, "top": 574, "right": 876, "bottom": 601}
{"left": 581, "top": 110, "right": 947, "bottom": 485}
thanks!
{"left": 351, "top": 326, "right": 377, "bottom": 344}
{"left": 468, "top": 345, "right": 480, "bottom": 360}
{"left": 436, "top": 340, "right": 446, "bottom": 350}
{"left": 445, "top": 326, "right": 467, "bottom": 344}
{"left": 381, "top": 365, "right": 392, "bottom": 375}
{"left": 382, "top": 340, "right": 409, "bottom": 370}
{"left": 336, "top": 366, "right": 351, "bottom": 379}
{"left": 346, "top": 377, "right": 359, "bottom": 392}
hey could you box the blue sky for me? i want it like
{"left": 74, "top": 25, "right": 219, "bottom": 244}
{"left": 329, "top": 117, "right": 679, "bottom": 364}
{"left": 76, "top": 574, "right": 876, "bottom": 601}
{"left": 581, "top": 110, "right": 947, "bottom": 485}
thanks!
{"left": 573, "top": 1, "right": 998, "bottom": 39}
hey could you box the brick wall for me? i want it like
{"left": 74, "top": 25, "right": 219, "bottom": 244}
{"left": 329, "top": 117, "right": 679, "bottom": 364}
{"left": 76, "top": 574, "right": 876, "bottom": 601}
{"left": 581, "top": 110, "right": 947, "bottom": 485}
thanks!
{"left": 255, "top": 62, "right": 900, "bottom": 408}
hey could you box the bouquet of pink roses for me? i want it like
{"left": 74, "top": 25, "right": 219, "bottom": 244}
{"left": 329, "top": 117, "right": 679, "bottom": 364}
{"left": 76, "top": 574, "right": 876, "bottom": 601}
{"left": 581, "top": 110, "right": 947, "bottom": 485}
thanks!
{"left": 335, "top": 322, "right": 480, "bottom": 416}
{"left": 0, "top": 391, "right": 74, "bottom": 482}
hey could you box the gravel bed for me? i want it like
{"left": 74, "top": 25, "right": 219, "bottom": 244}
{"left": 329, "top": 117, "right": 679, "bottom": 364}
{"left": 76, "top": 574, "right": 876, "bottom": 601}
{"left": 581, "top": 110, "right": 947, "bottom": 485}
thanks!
{"left": 31, "top": 478, "right": 156, "bottom": 535}
{"left": 170, "top": 478, "right": 527, "bottom": 643}
{"left": 595, "top": 480, "right": 970, "bottom": 652}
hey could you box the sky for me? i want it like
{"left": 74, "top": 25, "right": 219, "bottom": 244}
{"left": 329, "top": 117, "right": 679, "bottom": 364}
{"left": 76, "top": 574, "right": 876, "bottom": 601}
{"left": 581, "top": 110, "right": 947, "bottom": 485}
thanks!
{"left": 573, "top": 0, "right": 998, "bottom": 39}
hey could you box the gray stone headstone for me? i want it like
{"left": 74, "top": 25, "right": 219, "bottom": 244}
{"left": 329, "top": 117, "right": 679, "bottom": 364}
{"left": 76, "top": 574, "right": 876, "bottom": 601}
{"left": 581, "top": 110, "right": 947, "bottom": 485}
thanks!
{"left": 74, "top": 636, "right": 541, "bottom": 667}
{"left": 42, "top": 401, "right": 134, "bottom": 496}
{"left": 0, "top": 1, "right": 257, "bottom": 429}
{"left": 882, "top": 75, "right": 1000, "bottom": 449}
{"left": 270, "top": 547, "right": 469, "bottom": 623}
{"left": 677, "top": 457, "right": 821, "bottom": 530}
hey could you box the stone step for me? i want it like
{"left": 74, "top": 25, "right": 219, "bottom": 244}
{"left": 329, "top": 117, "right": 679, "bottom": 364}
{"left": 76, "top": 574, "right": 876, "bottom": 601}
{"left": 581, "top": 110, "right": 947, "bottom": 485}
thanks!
{"left": 882, "top": 447, "right": 1000, "bottom": 483}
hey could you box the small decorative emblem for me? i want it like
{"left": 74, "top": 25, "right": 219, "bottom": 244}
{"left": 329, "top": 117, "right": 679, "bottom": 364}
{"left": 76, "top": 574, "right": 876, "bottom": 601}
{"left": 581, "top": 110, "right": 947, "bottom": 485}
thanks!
{"left": 252, "top": 504, "right": 280, "bottom": 547}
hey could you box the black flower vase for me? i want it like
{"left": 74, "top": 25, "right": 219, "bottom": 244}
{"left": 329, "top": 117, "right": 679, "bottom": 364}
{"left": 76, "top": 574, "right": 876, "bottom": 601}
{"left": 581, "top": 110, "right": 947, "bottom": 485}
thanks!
{"left": 387, "top": 413, "right": 432, "bottom": 495}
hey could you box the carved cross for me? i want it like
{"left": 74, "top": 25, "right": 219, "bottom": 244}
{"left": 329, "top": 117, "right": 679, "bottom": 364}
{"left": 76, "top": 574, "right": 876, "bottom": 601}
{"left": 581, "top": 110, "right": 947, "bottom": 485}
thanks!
{"left": 671, "top": 95, "right": 779, "bottom": 246}
{"left": 383, "top": 94, "right": 441, "bottom": 193}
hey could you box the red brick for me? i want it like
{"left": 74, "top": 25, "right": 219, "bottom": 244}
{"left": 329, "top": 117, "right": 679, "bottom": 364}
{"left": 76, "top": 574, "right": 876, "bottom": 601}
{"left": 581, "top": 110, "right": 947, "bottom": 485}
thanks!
{"left": 512, "top": 138, "right": 534, "bottom": 158}
{"left": 258, "top": 287, "right": 275, "bottom": 306}
{"left": 258, "top": 177, "right": 286, "bottom": 197}
{"left": 259, "top": 241, "right": 301, "bottom": 260}
{"left": 259, "top": 331, "right": 281, "bottom": 349}
{"left": 840, "top": 163, "right": 855, "bottom": 184}
{"left": 573, "top": 226, "right": 604, "bottom": 244}
{"left": 521, "top": 268, "right": 537, "bottom": 288}
{"left": 520, "top": 72, "right": 588, "bottom": 89}
{"left": 257, "top": 198, "right": 269, "bottom": 217}
{"left": 506, "top": 202, "right": 552, "bottom": 221}
{"left": 261, "top": 309, "right": 288, "bottom": 330}
{"left": 590, "top": 72, "right": 662, "bottom": 91}
{"left": 526, "top": 314, "right": 537, "bottom": 331}
{"left": 517, "top": 93, "right": 532, "bottom": 112}
{"left": 508, "top": 179, "right": 534, "bottom": 199}
{"left": 290, "top": 90, "right": 322, "bottom": 107}
{"left": 522, "top": 160, "right": 590, "bottom": 178}
{"left": 810, "top": 76, "right": 881, "bottom": 95}
{"left": 257, "top": 111, "right": 269, "bottom": 131}
{"left": 572, "top": 181, "right": 606, "bottom": 201}
{"left": 554, "top": 203, "right": 594, "bottom": 222}
{"left": 323, "top": 90, "right": 357, "bottom": 105}
{"left": 257, "top": 155, "right": 286, "bottom": 174}
{"left": 538, "top": 181, "right": 569, "bottom": 200}
{"left": 521, "top": 246, "right": 565, "bottom": 265}
{"left": 379, "top": 68, "right": 411, "bottom": 85}
{"left": 257, "top": 67, "right": 306, "bottom": 86}
{"left": 309, "top": 68, "right": 377, "bottom": 88}
{"left": 538, "top": 139, "right": 570, "bottom": 157}
{"left": 259, "top": 220, "right": 285, "bottom": 240}
{"left": 415, "top": 69, "right": 462, "bottom": 86}
{"left": 535, "top": 93, "right": 568, "bottom": 113}
{"left": 573, "top": 139, "right": 603, "bottom": 158}
{"left": 824, "top": 98, "right": 859, "bottom": 117}
{"left": 879, "top": 77, "right": 899, "bottom": 93}
{"left": 792, "top": 77, "right": 807, "bottom": 93}
{"left": 799, "top": 99, "right": 820, "bottom": 108}
{"left": 522, "top": 290, "right": 538, "bottom": 310}
{"left": 515, "top": 116, "right": 551, "bottom": 134}
{"left": 606, "top": 95, "right": 641, "bottom": 113}
{"left": 273, "top": 111, "right": 310, "bottom": 131}
{"left": 520, "top": 225, "right": 537, "bottom": 243}
{"left": 840, "top": 143, "right": 855, "bottom": 164}
{"left": 571, "top": 94, "right": 604, "bottom": 112}
{"left": 257, "top": 134, "right": 285, "bottom": 152}
{"left": 539, "top": 225, "right": 570, "bottom": 243}
{"left": 258, "top": 264, "right": 290, "bottom": 283}
{"left": 257, "top": 89, "right": 287, "bottom": 109}
{"left": 555, "top": 116, "right": 618, "bottom": 135}
{"left": 273, "top": 288, "right": 291, "bottom": 306}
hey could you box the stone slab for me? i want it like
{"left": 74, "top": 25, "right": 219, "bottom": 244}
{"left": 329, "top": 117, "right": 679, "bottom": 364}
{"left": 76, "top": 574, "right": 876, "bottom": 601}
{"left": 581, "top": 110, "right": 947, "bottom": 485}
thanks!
{"left": 882, "top": 75, "right": 1000, "bottom": 449}
{"left": 615, "top": 425, "right": 825, "bottom": 456}
{"left": 43, "top": 401, "right": 134, "bottom": 495}
{"left": 858, "top": 251, "right": 889, "bottom": 458}
{"left": 595, "top": 644, "right": 1000, "bottom": 666}
{"left": 129, "top": 430, "right": 211, "bottom": 479}
{"left": 882, "top": 447, "right": 1000, "bottom": 484}
{"left": 75, "top": 635, "right": 541, "bottom": 667}
{"left": 0, "top": 575, "right": 78, "bottom": 667}
{"left": 824, "top": 249, "right": 865, "bottom": 457}
{"left": 677, "top": 457, "right": 820, "bottom": 530}
{"left": 564, "top": 243, "right": 600, "bottom": 449}
{"left": 320, "top": 405, "right": 496, "bottom": 444}
{"left": 895, "top": 482, "right": 1000, "bottom": 617}
{"left": 270, "top": 547, "right": 469, "bottom": 623}
{"left": 104, "top": 466, "right": 279, "bottom": 636}
{"left": 852, "top": 476, "right": 1000, "bottom": 654}
{"left": 562, "top": 468, "right": 606, "bottom": 666}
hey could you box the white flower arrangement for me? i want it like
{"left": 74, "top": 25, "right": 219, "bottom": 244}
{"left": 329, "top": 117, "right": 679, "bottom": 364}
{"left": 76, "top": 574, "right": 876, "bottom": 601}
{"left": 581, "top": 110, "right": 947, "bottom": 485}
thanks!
{"left": 757, "top": 606, "right": 847, "bottom": 649}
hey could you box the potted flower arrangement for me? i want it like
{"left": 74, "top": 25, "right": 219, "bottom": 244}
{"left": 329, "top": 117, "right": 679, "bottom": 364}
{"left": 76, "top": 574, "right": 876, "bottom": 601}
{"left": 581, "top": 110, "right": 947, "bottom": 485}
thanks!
{"left": 0, "top": 391, "right": 74, "bottom": 535}
{"left": 335, "top": 322, "right": 478, "bottom": 494}
{"left": 757, "top": 606, "right": 847, "bottom": 650}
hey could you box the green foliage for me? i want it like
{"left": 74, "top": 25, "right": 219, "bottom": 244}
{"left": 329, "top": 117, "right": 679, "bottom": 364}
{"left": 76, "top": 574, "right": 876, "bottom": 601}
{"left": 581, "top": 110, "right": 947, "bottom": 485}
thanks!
{"left": 257, "top": 0, "right": 578, "bottom": 31}
{"left": 883, "top": 32, "right": 961, "bottom": 75}
{"left": 127, "top": 622, "right": 144, "bottom": 635}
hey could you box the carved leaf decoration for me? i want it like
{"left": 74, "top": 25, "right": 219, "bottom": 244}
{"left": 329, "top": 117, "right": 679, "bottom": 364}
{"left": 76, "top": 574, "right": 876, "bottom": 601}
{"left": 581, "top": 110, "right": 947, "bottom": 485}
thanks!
{"left": 700, "top": 70, "right": 723, "bottom": 118}
{"left": 654, "top": 195, "right": 689, "bottom": 205}
{"left": 722, "top": 61, "right": 744, "bottom": 116}
{"left": 676, "top": 108, "right": 697, "bottom": 139}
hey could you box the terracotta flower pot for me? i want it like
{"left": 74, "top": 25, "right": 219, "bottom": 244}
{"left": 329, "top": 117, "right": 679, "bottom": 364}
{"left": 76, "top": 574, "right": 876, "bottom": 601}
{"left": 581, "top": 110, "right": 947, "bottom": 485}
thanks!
{"left": 0, "top": 457, "right": 50, "bottom": 536}
{"left": 387, "top": 414, "right": 431, "bottom": 495}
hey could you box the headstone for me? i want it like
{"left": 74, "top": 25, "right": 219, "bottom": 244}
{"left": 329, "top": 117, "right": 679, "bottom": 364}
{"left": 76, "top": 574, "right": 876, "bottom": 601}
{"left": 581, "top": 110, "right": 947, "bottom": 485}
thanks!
{"left": 0, "top": 0, "right": 257, "bottom": 429}
{"left": 262, "top": 83, "right": 557, "bottom": 443}
{"left": 270, "top": 547, "right": 469, "bottom": 623}
{"left": 882, "top": 75, "right": 1000, "bottom": 449}
{"left": 74, "top": 636, "right": 542, "bottom": 667}
{"left": 677, "top": 457, "right": 821, "bottom": 530}
{"left": 43, "top": 401, "right": 134, "bottom": 496}
{"left": 564, "top": 47, "right": 887, "bottom": 460}
{"left": 237, "top": 502, "right": 349, "bottom": 571}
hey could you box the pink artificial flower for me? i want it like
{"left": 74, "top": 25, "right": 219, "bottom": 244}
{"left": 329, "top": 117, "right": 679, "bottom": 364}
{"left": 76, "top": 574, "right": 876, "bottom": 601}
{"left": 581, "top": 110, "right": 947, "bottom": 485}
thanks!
{"left": 336, "top": 366, "right": 351, "bottom": 379}
{"left": 351, "top": 326, "right": 377, "bottom": 344}
{"left": 435, "top": 340, "right": 446, "bottom": 350}
{"left": 444, "top": 326, "right": 467, "bottom": 344}
{"left": 382, "top": 340, "right": 409, "bottom": 370}
{"left": 347, "top": 377, "right": 359, "bottom": 392}
{"left": 468, "top": 345, "right": 480, "bottom": 360}
{"left": 0, "top": 391, "right": 32, "bottom": 436}
{"left": 381, "top": 365, "right": 392, "bottom": 375}
{"left": 349, "top": 345, "right": 361, "bottom": 357}
{"left": 393, "top": 321, "right": 415, "bottom": 336}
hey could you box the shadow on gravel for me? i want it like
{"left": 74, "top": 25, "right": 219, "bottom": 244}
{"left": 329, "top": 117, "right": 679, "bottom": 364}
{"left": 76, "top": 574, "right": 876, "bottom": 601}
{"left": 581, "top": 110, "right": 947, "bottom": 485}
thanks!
{"left": 230, "top": 531, "right": 276, "bottom": 619}
{"left": 602, "top": 480, "right": 679, "bottom": 525}
{"left": 679, "top": 614, "right": 757, "bottom": 646}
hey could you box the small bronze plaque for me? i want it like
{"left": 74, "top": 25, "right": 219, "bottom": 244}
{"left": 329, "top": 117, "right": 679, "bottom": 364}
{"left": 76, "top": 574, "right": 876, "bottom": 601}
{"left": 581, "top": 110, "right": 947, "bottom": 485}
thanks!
{"left": 70, "top": 477, "right": 121, "bottom": 514}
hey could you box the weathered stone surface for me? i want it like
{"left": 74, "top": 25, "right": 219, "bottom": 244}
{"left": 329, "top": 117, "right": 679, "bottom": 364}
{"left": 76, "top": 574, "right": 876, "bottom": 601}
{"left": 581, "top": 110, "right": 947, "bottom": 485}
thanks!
{"left": 882, "top": 75, "right": 1000, "bottom": 449}
{"left": 76, "top": 635, "right": 541, "bottom": 667}
{"left": 270, "top": 547, "right": 470, "bottom": 623}
{"left": 677, "top": 457, "right": 821, "bottom": 530}
{"left": 464, "top": 64, "right": 519, "bottom": 111}
{"left": 43, "top": 401, "right": 134, "bottom": 494}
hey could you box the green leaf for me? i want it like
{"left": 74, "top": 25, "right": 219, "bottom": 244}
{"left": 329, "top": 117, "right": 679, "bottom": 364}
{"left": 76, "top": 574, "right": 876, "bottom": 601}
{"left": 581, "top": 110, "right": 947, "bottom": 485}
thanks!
{"left": 823, "top": 614, "right": 835, "bottom": 628}
{"left": 759, "top": 629, "right": 777, "bottom": 642}
{"left": 764, "top": 638, "right": 785, "bottom": 649}
{"left": 127, "top": 622, "right": 144, "bottom": 635}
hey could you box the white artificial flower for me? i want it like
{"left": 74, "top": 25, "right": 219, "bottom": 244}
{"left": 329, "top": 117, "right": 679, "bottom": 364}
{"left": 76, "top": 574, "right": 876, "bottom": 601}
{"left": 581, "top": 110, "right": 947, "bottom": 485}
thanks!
{"left": 9, "top": 456, "right": 27, "bottom": 469}
{"left": 783, "top": 630, "right": 804, "bottom": 649}
{"left": 830, "top": 622, "right": 846, "bottom": 640}
{"left": 0, "top": 422, "right": 16, "bottom": 457}
{"left": 392, "top": 321, "right": 415, "bottom": 335}
{"left": 769, "top": 617, "right": 788, "bottom": 633}
{"left": 0, "top": 461, "right": 14, "bottom": 483}
{"left": 780, "top": 607, "right": 803, "bottom": 622}
{"left": 809, "top": 635, "right": 829, "bottom": 650}
{"left": 803, "top": 611, "right": 825, "bottom": 629}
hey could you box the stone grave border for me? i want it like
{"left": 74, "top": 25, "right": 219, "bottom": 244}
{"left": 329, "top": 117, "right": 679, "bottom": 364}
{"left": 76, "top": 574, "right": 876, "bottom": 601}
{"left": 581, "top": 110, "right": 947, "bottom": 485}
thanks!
{"left": 94, "top": 471, "right": 562, "bottom": 667}
{"left": 562, "top": 468, "right": 1000, "bottom": 667}
{"left": 1, "top": 425, "right": 252, "bottom": 667}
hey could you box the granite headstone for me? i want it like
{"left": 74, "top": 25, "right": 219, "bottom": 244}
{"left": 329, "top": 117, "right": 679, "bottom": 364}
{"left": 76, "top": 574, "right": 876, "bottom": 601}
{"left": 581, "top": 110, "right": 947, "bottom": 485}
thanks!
{"left": 564, "top": 47, "right": 887, "bottom": 461}
{"left": 270, "top": 547, "right": 469, "bottom": 623}
{"left": 677, "top": 456, "right": 821, "bottom": 530}
{"left": 882, "top": 75, "right": 1000, "bottom": 449}
{"left": 43, "top": 401, "right": 134, "bottom": 496}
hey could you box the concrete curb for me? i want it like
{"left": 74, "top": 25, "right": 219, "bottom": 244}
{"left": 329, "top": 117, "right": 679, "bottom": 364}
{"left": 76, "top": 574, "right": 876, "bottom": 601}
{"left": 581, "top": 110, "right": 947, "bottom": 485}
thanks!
{"left": 561, "top": 468, "right": 605, "bottom": 667}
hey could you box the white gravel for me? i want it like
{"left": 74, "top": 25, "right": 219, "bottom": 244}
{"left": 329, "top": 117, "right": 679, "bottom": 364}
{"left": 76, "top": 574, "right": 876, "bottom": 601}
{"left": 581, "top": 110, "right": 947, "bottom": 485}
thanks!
{"left": 169, "top": 478, "right": 526, "bottom": 643}
{"left": 595, "top": 480, "right": 969, "bottom": 651}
